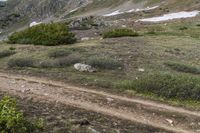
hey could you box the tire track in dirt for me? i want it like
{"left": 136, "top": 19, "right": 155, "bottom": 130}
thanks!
{"left": 0, "top": 72, "right": 200, "bottom": 133}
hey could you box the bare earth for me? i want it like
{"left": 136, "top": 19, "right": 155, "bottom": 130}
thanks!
{"left": 0, "top": 72, "right": 200, "bottom": 133}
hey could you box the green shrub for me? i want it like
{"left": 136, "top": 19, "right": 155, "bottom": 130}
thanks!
{"left": 0, "top": 50, "right": 16, "bottom": 58}
{"left": 8, "top": 23, "right": 76, "bottom": 46}
{"left": 8, "top": 58, "right": 35, "bottom": 68}
{"left": 48, "top": 49, "right": 72, "bottom": 58}
{"left": 87, "top": 56, "right": 121, "bottom": 70}
{"left": 103, "top": 29, "right": 139, "bottom": 38}
{"left": 39, "top": 55, "right": 80, "bottom": 68}
{"left": 164, "top": 62, "right": 200, "bottom": 74}
{"left": 0, "top": 96, "right": 40, "bottom": 133}
{"left": 116, "top": 73, "right": 200, "bottom": 101}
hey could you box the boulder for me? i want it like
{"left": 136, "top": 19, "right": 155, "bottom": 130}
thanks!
{"left": 74, "top": 63, "right": 96, "bottom": 72}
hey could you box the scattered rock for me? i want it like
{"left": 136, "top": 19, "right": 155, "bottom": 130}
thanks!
{"left": 74, "top": 63, "right": 96, "bottom": 72}
{"left": 165, "top": 119, "right": 173, "bottom": 126}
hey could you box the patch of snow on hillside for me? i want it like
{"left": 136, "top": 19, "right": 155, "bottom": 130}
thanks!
{"left": 29, "top": 21, "right": 42, "bottom": 27}
{"left": 126, "top": 6, "right": 159, "bottom": 13}
{"left": 103, "top": 6, "right": 159, "bottom": 17}
{"left": 138, "top": 11, "right": 200, "bottom": 22}
{"left": 103, "top": 10, "right": 123, "bottom": 17}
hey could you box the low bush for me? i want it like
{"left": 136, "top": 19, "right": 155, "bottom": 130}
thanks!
{"left": 8, "top": 23, "right": 77, "bottom": 46}
{"left": 87, "top": 56, "right": 121, "bottom": 70}
{"left": 39, "top": 55, "right": 80, "bottom": 68}
{"left": 8, "top": 58, "right": 35, "bottom": 68}
{"left": 116, "top": 73, "right": 200, "bottom": 101}
{"left": 164, "top": 61, "right": 200, "bottom": 74}
{"left": 48, "top": 49, "right": 72, "bottom": 58}
{"left": 103, "top": 29, "right": 139, "bottom": 38}
{"left": 0, "top": 50, "right": 16, "bottom": 58}
{"left": 0, "top": 96, "right": 42, "bottom": 133}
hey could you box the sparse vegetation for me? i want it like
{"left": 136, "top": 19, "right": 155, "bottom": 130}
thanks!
{"left": 165, "top": 61, "right": 200, "bottom": 74}
{"left": 116, "top": 73, "right": 200, "bottom": 101}
{"left": 87, "top": 56, "right": 121, "bottom": 70}
{"left": 0, "top": 50, "right": 16, "bottom": 58}
{"left": 103, "top": 29, "right": 139, "bottom": 38}
{"left": 8, "top": 23, "right": 77, "bottom": 46}
{"left": 0, "top": 96, "right": 43, "bottom": 133}
{"left": 8, "top": 58, "right": 35, "bottom": 68}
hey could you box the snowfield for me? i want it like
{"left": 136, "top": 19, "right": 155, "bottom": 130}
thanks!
{"left": 139, "top": 11, "right": 200, "bottom": 22}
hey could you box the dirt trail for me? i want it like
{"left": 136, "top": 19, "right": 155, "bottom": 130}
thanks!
{"left": 0, "top": 72, "right": 200, "bottom": 133}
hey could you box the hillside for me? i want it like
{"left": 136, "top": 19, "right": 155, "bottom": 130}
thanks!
{"left": 0, "top": 0, "right": 200, "bottom": 132}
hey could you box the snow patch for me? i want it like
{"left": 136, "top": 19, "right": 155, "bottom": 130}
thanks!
{"left": 29, "top": 21, "right": 42, "bottom": 27}
{"left": 103, "top": 10, "right": 123, "bottom": 17}
{"left": 138, "top": 11, "right": 200, "bottom": 22}
{"left": 103, "top": 6, "right": 159, "bottom": 17}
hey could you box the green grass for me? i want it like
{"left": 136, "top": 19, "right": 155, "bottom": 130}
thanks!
{"left": 8, "top": 23, "right": 77, "bottom": 46}
{"left": 0, "top": 96, "right": 43, "bottom": 133}
{"left": 103, "top": 29, "right": 139, "bottom": 38}
{"left": 116, "top": 73, "right": 200, "bottom": 101}
{"left": 165, "top": 61, "right": 200, "bottom": 74}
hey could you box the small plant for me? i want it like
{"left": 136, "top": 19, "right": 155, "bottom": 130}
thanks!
{"left": 179, "top": 26, "right": 188, "bottom": 30}
{"left": 9, "top": 47, "right": 16, "bottom": 51}
{"left": 0, "top": 96, "right": 41, "bottom": 133}
{"left": 87, "top": 56, "right": 121, "bottom": 70}
{"left": 8, "top": 58, "right": 35, "bottom": 68}
{"left": 0, "top": 50, "right": 16, "bottom": 58}
{"left": 48, "top": 49, "right": 71, "bottom": 58}
{"left": 103, "top": 29, "right": 139, "bottom": 38}
{"left": 8, "top": 23, "right": 77, "bottom": 46}
{"left": 164, "top": 61, "right": 200, "bottom": 74}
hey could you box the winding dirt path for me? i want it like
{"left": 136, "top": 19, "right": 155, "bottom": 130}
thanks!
{"left": 0, "top": 72, "right": 200, "bottom": 133}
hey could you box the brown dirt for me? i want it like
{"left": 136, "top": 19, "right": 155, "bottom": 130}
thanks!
{"left": 0, "top": 72, "right": 200, "bottom": 133}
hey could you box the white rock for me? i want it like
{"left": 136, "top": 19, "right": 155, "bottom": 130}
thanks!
{"left": 74, "top": 63, "right": 96, "bottom": 72}
{"left": 166, "top": 119, "right": 173, "bottom": 126}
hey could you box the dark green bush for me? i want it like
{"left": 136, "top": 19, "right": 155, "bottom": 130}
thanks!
{"left": 0, "top": 96, "right": 41, "bottom": 133}
{"left": 116, "top": 73, "right": 200, "bottom": 101}
{"left": 87, "top": 56, "right": 121, "bottom": 70}
{"left": 8, "top": 58, "right": 35, "bottom": 68}
{"left": 48, "top": 49, "right": 72, "bottom": 58}
{"left": 8, "top": 23, "right": 77, "bottom": 46}
{"left": 165, "top": 62, "right": 200, "bottom": 74}
{"left": 103, "top": 29, "right": 139, "bottom": 38}
{"left": 0, "top": 50, "right": 16, "bottom": 58}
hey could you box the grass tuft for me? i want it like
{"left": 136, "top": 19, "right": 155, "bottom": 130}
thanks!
{"left": 87, "top": 56, "right": 121, "bottom": 70}
{"left": 164, "top": 61, "right": 200, "bottom": 74}
{"left": 103, "top": 29, "right": 139, "bottom": 38}
{"left": 8, "top": 58, "right": 35, "bottom": 68}
{"left": 0, "top": 50, "right": 16, "bottom": 58}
